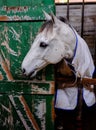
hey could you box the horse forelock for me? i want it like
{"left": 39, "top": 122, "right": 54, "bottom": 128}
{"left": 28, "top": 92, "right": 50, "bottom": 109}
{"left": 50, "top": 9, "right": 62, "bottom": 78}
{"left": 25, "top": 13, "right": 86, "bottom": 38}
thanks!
{"left": 39, "top": 20, "right": 53, "bottom": 33}
{"left": 39, "top": 16, "right": 69, "bottom": 33}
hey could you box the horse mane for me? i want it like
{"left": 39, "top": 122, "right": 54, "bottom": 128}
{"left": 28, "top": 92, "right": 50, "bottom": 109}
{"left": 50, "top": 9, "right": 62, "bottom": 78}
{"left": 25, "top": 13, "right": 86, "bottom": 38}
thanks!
{"left": 58, "top": 16, "right": 68, "bottom": 24}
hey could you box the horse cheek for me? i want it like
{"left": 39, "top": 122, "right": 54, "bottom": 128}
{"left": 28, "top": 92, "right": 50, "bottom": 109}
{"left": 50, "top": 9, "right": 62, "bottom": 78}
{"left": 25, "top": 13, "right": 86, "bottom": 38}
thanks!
{"left": 46, "top": 48, "right": 62, "bottom": 63}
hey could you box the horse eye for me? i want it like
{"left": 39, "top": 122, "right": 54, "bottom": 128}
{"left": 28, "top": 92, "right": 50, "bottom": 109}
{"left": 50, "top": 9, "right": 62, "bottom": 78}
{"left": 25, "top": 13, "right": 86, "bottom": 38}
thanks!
{"left": 40, "top": 42, "right": 48, "bottom": 48}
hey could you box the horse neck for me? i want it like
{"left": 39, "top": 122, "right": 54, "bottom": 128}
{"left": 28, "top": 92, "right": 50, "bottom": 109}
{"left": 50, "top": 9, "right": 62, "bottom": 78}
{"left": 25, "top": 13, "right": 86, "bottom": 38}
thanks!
{"left": 61, "top": 24, "right": 77, "bottom": 59}
{"left": 56, "top": 25, "right": 78, "bottom": 76}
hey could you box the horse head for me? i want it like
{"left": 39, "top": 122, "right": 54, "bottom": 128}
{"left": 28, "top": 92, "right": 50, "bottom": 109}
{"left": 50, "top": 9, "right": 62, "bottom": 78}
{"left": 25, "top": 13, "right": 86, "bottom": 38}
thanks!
{"left": 21, "top": 11, "right": 76, "bottom": 78}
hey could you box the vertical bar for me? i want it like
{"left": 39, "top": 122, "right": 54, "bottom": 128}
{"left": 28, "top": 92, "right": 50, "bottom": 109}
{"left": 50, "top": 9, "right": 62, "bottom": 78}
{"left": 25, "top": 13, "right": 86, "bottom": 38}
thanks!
{"left": 67, "top": 0, "right": 69, "bottom": 20}
{"left": 76, "top": 86, "right": 83, "bottom": 130}
{"left": 81, "top": 0, "right": 85, "bottom": 37}
{"left": 94, "top": 18, "right": 96, "bottom": 65}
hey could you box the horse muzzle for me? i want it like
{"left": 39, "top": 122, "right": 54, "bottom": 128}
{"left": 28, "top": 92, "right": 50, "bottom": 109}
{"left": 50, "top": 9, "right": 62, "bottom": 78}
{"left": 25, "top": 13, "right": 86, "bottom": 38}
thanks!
{"left": 22, "top": 68, "right": 37, "bottom": 78}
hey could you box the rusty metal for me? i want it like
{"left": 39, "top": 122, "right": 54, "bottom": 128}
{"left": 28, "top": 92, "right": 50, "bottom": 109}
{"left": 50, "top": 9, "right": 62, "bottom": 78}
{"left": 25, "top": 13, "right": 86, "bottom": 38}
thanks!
{"left": 19, "top": 96, "right": 40, "bottom": 130}
{"left": 3, "top": 6, "right": 29, "bottom": 12}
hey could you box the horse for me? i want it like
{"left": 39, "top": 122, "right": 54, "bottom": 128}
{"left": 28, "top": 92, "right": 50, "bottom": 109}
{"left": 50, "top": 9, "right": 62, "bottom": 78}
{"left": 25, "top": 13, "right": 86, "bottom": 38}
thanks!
{"left": 21, "top": 11, "right": 96, "bottom": 129}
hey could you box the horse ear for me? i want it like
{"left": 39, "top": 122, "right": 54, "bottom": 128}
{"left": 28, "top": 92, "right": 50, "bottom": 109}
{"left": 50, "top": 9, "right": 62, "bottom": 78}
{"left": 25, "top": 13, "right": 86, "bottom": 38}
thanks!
{"left": 43, "top": 10, "right": 52, "bottom": 21}
{"left": 43, "top": 10, "right": 61, "bottom": 25}
{"left": 51, "top": 13, "right": 61, "bottom": 25}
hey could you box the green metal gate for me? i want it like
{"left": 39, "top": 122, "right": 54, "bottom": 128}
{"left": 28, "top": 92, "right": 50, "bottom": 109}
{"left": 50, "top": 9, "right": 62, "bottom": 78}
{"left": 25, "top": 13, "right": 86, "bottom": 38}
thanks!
{"left": 0, "top": 0, "right": 55, "bottom": 129}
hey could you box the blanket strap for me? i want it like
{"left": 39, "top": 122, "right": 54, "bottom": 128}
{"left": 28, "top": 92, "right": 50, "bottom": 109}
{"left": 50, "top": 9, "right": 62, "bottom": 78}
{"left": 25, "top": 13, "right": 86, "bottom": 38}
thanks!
{"left": 57, "top": 77, "right": 96, "bottom": 92}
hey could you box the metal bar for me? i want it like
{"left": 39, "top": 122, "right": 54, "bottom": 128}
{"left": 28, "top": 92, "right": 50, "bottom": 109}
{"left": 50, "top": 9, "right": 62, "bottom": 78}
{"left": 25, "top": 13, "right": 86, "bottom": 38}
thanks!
{"left": 76, "top": 85, "right": 83, "bottom": 130}
{"left": 0, "top": 19, "right": 45, "bottom": 22}
{"left": 94, "top": 18, "right": 96, "bottom": 65}
{"left": 81, "top": 0, "right": 85, "bottom": 37}
{"left": 67, "top": 0, "right": 69, "bottom": 20}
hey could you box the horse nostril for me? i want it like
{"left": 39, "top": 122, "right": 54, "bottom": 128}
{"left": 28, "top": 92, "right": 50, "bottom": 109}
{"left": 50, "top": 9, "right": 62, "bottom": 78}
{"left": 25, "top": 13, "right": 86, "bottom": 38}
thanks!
{"left": 22, "top": 68, "right": 26, "bottom": 74}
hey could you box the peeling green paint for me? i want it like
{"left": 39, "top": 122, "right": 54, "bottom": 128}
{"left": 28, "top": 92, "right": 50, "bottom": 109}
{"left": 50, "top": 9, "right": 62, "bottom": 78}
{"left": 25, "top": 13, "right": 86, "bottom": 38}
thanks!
{"left": 0, "top": 0, "right": 55, "bottom": 129}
